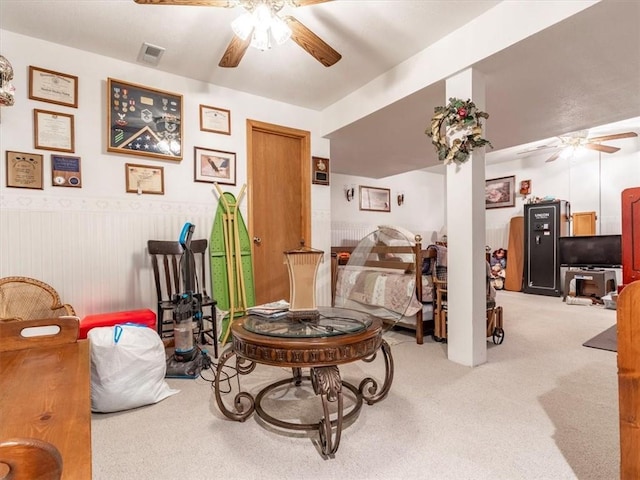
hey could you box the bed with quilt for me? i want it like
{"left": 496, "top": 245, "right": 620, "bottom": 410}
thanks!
{"left": 331, "top": 226, "right": 437, "bottom": 344}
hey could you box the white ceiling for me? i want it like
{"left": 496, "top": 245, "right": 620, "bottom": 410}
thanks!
{"left": 1, "top": 0, "right": 639, "bottom": 178}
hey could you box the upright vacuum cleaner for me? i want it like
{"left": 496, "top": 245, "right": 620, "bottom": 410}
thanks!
{"left": 165, "top": 222, "right": 211, "bottom": 378}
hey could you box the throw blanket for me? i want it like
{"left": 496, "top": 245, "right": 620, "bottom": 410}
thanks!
{"left": 336, "top": 267, "right": 422, "bottom": 317}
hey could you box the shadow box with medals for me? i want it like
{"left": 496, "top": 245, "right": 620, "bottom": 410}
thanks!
{"left": 107, "top": 78, "right": 183, "bottom": 161}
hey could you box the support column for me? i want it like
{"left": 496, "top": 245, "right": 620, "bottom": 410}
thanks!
{"left": 445, "top": 68, "right": 487, "bottom": 367}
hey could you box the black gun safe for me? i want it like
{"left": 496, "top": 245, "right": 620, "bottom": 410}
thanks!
{"left": 523, "top": 201, "right": 570, "bottom": 296}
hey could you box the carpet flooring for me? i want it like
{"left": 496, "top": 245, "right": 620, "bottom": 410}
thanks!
{"left": 583, "top": 324, "right": 617, "bottom": 352}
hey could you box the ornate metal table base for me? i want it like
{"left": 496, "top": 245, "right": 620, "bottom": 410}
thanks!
{"left": 214, "top": 338, "right": 394, "bottom": 456}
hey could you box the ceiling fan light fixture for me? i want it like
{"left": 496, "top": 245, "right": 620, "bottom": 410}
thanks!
{"left": 231, "top": 2, "right": 291, "bottom": 50}
{"left": 231, "top": 12, "right": 254, "bottom": 40}
{"left": 271, "top": 15, "right": 292, "bottom": 45}
{"left": 251, "top": 26, "right": 271, "bottom": 50}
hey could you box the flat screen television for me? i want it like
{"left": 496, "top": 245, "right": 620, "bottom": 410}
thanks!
{"left": 558, "top": 234, "right": 622, "bottom": 269}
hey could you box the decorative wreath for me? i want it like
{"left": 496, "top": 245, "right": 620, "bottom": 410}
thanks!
{"left": 426, "top": 97, "right": 492, "bottom": 165}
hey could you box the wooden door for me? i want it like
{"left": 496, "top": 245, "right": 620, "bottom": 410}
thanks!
{"left": 573, "top": 211, "right": 596, "bottom": 236}
{"left": 621, "top": 187, "right": 640, "bottom": 286}
{"left": 247, "top": 120, "right": 311, "bottom": 305}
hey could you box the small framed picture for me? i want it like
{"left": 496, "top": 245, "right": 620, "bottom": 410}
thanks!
{"left": 51, "top": 154, "right": 82, "bottom": 187}
{"left": 312, "top": 156, "right": 330, "bottom": 185}
{"left": 34, "top": 109, "right": 75, "bottom": 152}
{"left": 199, "top": 105, "right": 231, "bottom": 135}
{"left": 359, "top": 186, "right": 391, "bottom": 212}
{"left": 485, "top": 176, "right": 516, "bottom": 209}
{"left": 125, "top": 163, "right": 164, "bottom": 195}
{"left": 519, "top": 179, "right": 531, "bottom": 196}
{"left": 6, "top": 151, "right": 44, "bottom": 189}
{"left": 194, "top": 146, "right": 236, "bottom": 185}
{"left": 29, "top": 66, "right": 78, "bottom": 108}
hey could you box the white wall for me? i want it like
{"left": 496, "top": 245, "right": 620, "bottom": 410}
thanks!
{"left": 330, "top": 170, "right": 445, "bottom": 247}
{"left": 485, "top": 138, "right": 640, "bottom": 241}
{"left": 331, "top": 136, "right": 639, "bottom": 255}
{"left": 0, "top": 30, "right": 332, "bottom": 317}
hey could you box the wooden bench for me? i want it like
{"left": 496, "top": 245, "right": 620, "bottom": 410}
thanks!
{"left": 0, "top": 317, "right": 92, "bottom": 479}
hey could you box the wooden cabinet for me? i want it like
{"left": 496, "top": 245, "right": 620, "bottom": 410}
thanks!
{"left": 573, "top": 211, "right": 596, "bottom": 236}
{"left": 621, "top": 187, "right": 640, "bottom": 286}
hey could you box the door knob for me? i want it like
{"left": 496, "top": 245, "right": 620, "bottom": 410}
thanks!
{"left": 253, "top": 237, "right": 262, "bottom": 244}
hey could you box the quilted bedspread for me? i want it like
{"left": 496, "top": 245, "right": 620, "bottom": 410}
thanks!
{"left": 335, "top": 267, "right": 422, "bottom": 317}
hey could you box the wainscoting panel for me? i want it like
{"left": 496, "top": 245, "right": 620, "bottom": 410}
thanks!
{"left": 0, "top": 194, "right": 216, "bottom": 318}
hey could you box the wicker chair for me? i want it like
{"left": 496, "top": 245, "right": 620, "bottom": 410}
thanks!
{"left": 0, "top": 276, "right": 75, "bottom": 321}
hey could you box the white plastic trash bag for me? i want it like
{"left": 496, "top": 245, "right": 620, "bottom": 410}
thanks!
{"left": 89, "top": 324, "right": 179, "bottom": 413}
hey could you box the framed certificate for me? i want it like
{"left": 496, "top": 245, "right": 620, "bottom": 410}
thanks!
{"left": 33, "top": 109, "right": 75, "bottom": 153}
{"left": 199, "top": 105, "right": 231, "bottom": 135}
{"left": 29, "top": 66, "right": 78, "bottom": 108}
{"left": 125, "top": 163, "right": 164, "bottom": 195}
{"left": 6, "top": 151, "right": 44, "bottom": 190}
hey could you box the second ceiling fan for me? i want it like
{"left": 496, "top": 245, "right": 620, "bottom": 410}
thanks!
{"left": 519, "top": 130, "right": 638, "bottom": 162}
{"left": 134, "top": 0, "right": 342, "bottom": 68}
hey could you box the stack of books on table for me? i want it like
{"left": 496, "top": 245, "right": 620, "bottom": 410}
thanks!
{"left": 247, "top": 300, "right": 290, "bottom": 318}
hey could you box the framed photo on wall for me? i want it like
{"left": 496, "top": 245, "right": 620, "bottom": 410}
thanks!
{"left": 125, "top": 163, "right": 164, "bottom": 195}
{"left": 311, "top": 156, "right": 330, "bottom": 185}
{"left": 34, "top": 109, "right": 75, "bottom": 152}
{"left": 107, "top": 78, "right": 183, "bottom": 161}
{"left": 359, "top": 185, "right": 391, "bottom": 212}
{"left": 194, "top": 147, "right": 236, "bottom": 185}
{"left": 29, "top": 66, "right": 78, "bottom": 108}
{"left": 51, "top": 154, "right": 82, "bottom": 187}
{"left": 6, "top": 151, "right": 44, "bottom": 189}
{"left": 199, "top": 105, "right": 231, "bottom": 135}
{"left": 485, "top": 176, "right": 516, "bottom": 209}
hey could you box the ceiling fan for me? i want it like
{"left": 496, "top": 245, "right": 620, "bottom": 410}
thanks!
{"left": 518, "top": 130, "right": 638, "bottom": 162}
{"left": 133, "top": 0, "right": 342, "bottom": 68}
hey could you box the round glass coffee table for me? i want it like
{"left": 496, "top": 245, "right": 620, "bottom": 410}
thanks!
{"left": 213, "top": 307, "right": 394, "bottom": 456}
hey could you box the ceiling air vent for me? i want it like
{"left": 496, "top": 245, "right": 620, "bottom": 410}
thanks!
{"left": 137, "top": 42, "right": 165, "bottom": 66}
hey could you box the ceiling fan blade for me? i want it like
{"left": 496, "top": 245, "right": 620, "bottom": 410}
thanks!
{"left": 219, "top": 34, "right": 252, "bottom": 68}
{"left": 283, "top": 16, "right": 341, "bottom": 67}
{"left": 587, "top": 132, "right": 638, "bottom": 143}
{"left": 585, "top": 143, "right": 620, "bottom": 154}
{"left": 290, "top": 0, "right": 333, "bottom": 6}
{"left": 134, "top": 0, "right": 235, "bottom": 5}
{"left": 545, "top": 151, "right": 561, "bottom": 163}
{"left": 517, "top": 144, "right": 558, "bottom": 155}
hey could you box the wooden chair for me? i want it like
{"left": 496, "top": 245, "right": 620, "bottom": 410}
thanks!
{"left": 147, "top": 239, "right": 218, "bottom": 358}
{"left": 0, "top": 276, "right": 75, "bottom": 322}
{"left": 0, "top": 437, "right": 63, "bottom": 480}
{"left": 432, "top": 263, "right": 504, "bottom": 344}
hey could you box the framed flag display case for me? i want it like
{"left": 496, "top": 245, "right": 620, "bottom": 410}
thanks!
{"left": 107, "top": 78, "right": 183, "bottom": 161}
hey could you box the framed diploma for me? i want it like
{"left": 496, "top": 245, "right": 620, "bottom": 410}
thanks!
{"left": 51, "top": 154, "right": 82, "bottom": 187}
{"left": 125, "top": 163, "right": 164, "bottom": 195}
{"left": 29, "top": 66, "right": 78, "bottom": 108}
{"left": 6, "top": 151, "right": 44, "bottom": 190}
{"left": 199, "top": 105, "right": 231, "bottom": 135}
{"left": 33, "top": 109, "right": 75, "bottom": 153}
{"left": 108, "top": 78, "right": 183, "bottom": 161}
